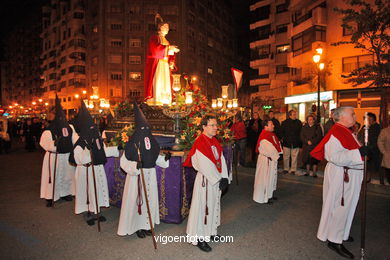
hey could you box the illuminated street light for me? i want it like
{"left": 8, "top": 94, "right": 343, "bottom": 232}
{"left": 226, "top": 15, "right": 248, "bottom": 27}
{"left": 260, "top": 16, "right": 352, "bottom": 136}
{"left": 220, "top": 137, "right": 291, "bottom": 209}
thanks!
{"left": 319, "top": 63, "right": 325, "bottom": 71}
{"left": 14, "top": 103, "right": 18, "bottom": 106}
{"left": 38, "top": 99, "right": 43, "bottom": 102}
{"left": 44, "top": 102, "right": 49, "bottom": 106}
{"left": 315, "top": 47, "right": 323, "bottom": 55}
{"left": 192, "top": 76, "right": 197, "bottom": 81}
{"left": 82, "top": 90, "right": 87, "bottom": 94}
{"left": 9, "top": 106, "right": 13, "bottom": 109}
{"left": 74, "top": 94, "right": 80, "bottom": 99}
{"left": 313, "top": 54, "right": 320, "bottom": 63}
{"left": 32, "top": 101, "right": 36, "bottom": 105}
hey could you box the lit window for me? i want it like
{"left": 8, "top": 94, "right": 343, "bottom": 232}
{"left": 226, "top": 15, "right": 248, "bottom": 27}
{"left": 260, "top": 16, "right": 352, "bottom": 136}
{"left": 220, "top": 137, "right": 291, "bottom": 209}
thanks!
{"left": 129, "top": 38, "right": 142, "bottom": 47}
{"left": 109, "top": 54, "right": 122, "bottom": 64}
{"left": 276, "top": 44, "right": 290, "bottom": 54}
{"left": 129, "top": 72, "right": 142, "bottom": 81}
{"left": 129, "top": 55, "right": 141, "bottom": 64}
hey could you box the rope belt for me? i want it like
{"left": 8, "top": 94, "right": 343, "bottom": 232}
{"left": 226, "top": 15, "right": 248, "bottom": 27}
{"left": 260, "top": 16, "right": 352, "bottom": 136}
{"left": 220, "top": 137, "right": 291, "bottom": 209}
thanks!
{"left": 47, "top": 151, "right": 57, "bottom": 184}
{"left": 341, "top": 167, "right": 351, "bottom": 206}
{"left": 137, "top": 175, "right": 143, "bottom": 215}
{"left": 202, "top": 176, "right": 209, "bottom": 225}
{"left": 83, "top": 163, "right": 92, "bottom": 210}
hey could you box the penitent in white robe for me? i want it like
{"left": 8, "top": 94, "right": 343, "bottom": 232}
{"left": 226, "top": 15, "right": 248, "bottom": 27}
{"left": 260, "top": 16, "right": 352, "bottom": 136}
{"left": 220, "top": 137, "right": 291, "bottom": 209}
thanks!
{"left": 253, "top": 139, "right": 282, "bottom": 204}
{"left": 317, "top": 135, "right": 363, "bottom": 244}
{"left": 40, "top": 125, "right": 78, "bottom": 201}
{"left": 186, "top": 151, "right": 230, "bottom": 244}
{"left": 73, "top": 143, "right": 119, "bottom": 214}
{"left": 117, "top": 154, "right": 169, "bottom": 236}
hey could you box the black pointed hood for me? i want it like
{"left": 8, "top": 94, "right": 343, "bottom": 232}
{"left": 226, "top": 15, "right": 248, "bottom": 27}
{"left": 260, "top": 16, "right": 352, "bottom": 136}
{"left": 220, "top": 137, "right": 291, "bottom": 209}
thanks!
{"left": 124, "top": 102, "right": 160, "bottom": 168}
{"left": 73, "top": 100, "right": 106, "bottom": 165}
{"left": 47, "top": 95, "right": 73, "bottom": 153}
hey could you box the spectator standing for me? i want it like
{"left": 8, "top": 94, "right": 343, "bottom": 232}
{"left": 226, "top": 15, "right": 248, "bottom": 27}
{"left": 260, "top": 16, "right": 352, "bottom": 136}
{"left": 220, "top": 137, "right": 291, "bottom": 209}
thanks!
{"left": 247, "top": 112, "right": 262, "bottom": 163}
{"left": 324, "top": 108, "right": 335, "bottom": 135}
{"left": 300, "top": 115, "right": 323, "bottom": 177}
{"left": 231, "top": 114, "right": 247, "bottom": 166}
{"left": 377, "top": 125, "right": 390, "bottom": 185}
{"left": 267, "top": 110, "right": 281, "bottom": 139}
{"left": 23, "top": 118, "right": 36, "bottom": 152}
{"left": 281, "top": 110, "right": 302, "bottom": 174}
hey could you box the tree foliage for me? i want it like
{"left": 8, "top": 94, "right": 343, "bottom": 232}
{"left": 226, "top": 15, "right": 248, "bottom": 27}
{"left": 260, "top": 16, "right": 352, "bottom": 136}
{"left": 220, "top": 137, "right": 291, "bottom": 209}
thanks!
{"left": 333, "top": 0, "right": 390, "bottom": 88}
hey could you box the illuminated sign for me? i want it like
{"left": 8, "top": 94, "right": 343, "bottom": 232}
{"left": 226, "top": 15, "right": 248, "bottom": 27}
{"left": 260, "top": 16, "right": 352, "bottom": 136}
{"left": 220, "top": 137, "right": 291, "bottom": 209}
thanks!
{"left": 284, "top": 91, "right": 333, "bottom": 104}
{"left": 262, "top": 105, "right": 272, "bottom": 110}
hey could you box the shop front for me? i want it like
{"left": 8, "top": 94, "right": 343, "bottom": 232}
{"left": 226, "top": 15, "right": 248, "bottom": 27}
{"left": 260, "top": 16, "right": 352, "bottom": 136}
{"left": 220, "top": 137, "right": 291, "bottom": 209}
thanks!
{"left": 284, "top": 91, "right": 336, "bottom": 124}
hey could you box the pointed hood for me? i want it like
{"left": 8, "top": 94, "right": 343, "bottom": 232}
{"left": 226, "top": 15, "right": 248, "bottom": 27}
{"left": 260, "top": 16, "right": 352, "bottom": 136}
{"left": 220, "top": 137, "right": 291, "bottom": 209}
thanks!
{"left": 47, "top": 95, "right": 73, "bottom": 153}
{"left": 124, "top": 102, "right": 160, "bottom": 168}
{"left": 73, "top": 100, "right": 106, "bottom": 165}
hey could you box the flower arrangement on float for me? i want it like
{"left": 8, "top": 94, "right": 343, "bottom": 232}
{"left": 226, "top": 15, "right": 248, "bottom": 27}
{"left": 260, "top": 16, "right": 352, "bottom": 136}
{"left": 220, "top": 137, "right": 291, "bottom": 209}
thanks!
{"left": 109, "top": 125, "right": 134, "bottom": 148}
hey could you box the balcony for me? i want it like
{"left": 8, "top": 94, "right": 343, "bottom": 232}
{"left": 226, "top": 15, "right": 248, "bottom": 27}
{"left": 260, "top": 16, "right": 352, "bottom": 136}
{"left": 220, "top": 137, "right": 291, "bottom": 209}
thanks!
{"left": 250, "top": 76, "right": 270, "bottom": 86}
{"left": 291, "top": 7, "right": 327, "bottom": 37}
{"left": 250, "top": 57, "right": 272, "bottom": 68}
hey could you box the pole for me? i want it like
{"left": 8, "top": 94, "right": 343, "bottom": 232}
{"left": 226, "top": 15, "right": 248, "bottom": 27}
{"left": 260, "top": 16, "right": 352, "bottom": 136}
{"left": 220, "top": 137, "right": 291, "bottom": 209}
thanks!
{"left": 89, "top": 149, "right": 101, "bottom": 232}
{"left": 317, "top": 70, "right": 321, "bottom": 124}
{"left": 135, "top": 143, "right": 158, "bottom": 250}
{"left": 360, "top": 112, "right": 369, "bottom": 259}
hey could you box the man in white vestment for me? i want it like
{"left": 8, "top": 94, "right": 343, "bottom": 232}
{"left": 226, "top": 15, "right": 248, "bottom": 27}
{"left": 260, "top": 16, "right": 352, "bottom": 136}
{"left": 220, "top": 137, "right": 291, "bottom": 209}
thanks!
{"left": 70, "top": 101, "right": 118, "bottom": 226}
{"left": 253, "top": 119, "right": 282, "bottom": 204}
{"left": 311, "top": 107, "right": 368, "bottom": 259}
{"left": 117, "top": 102, "right": 170, "bottom": 238}
{"left": 184, "top": 114, "right": 230, "bottom": 252}
{"left": 40, "top": 96, "right": 78, "bottom": 207}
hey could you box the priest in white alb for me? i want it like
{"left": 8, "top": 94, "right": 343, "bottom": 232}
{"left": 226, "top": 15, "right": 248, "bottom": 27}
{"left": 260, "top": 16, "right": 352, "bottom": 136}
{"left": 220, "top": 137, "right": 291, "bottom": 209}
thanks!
{"left": 253, "top": 119, "right": 282, "bottom": 205}
{"left": 117, "top": 102, "right": 169, "bottom": 239}
{"left": 311, "top": 106, "right": 367, "bottom": 259}
{"left": 183, "top": 114, "right": 230, "bottom": 252}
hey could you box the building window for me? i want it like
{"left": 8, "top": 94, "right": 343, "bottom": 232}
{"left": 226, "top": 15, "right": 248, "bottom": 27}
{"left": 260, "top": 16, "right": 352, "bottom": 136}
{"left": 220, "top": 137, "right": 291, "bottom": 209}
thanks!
{"left": 128, "top": 90, "right": 141, "bottom": 97}
{"left": 61, "top": 69, "right": 66, "bottom": 75}
{"left": 63, "top": 97, "right": 66, "bottom": 102}
{"left": 74, "top": 12, "right": 84, "bottom": 19}
{"left": 109, "top": 54, "right": 122, "bottom": 64}
{"left": 92, "top": 56, "right": 98, "bottom": 65}
{"left": 111, "top": 23, "right": 122, "bottom": 30}
{"left": 49, "top": 61, "right": 57, "bottom": 68}
{"left": 110, "top": 39, "right": 122, "bottom": 47}
{"left": 49, "top": 73, "right": 56, "bottom": 80}
{"left": 129, "top": 55, "right": 141, "bottom": 64}
{"left": 111, "top": 72, "right": 122, "bottom": 80}
{"left": 250, "top": 24, "right": 271, "bottom": 42}
{"left": 276, "top": 65, "right": 289, "bottom": 74}
{"left": 145, "top": 5, "right": 158, "bottom": 15}
{"left": 129, "top": 6, "right": 140, "bottom": 15}
{"left": 69, "top": 39, "right": 86, "bottom": 48}
{"left": 50, "top": 84, "right": 56, "bottom": 91}
{"left": 251, "top": 44, "right": 270, "bottom": 60}
{"left": 69, "top": 52, "right": 86, "bottom": 61}
{"left": 92, "top": 25, "right": 98, "bottom": 33}
{"left": 69, "top": 65, "right": 85, "bottom": 74}
{"left": 250, "top": 5, "right": 270, "bottom": 23}
{"left": 163, "top": 5, "right": 178, "bottom": 15}
{"left": 60, "top": 56, "right": 66, "bottom": 64}
{"left": 110, "top": 89, "right": 114, "bottom": 97}
{"left": 276, "top": 24, "right": 288, "bottom": 34}
{"left": 60, "top": 81, "right": 66, "bottom": 88}
{"left": 68, "top": 96, "right": 71, "bottom": 101}
{"left": 129, "top": 22, "right": 141, "bottom": 31}
{"left": 129, "top": 72, "right": 142, "bottom": 81}
{"left": 110, "top": 5, "right": 122, "bottom": 13}
{"left": 276, "top": 3, "right": 288, "bottom": 13}
{"left": 342, "top": 54, "right": 373, "bottom": 73}
{"left": 129, "top": 38, "right": 142, "bottom": 47}
{"left": 292, "top": 26, "right": 326, "bottom": 56}
{"left": 208, "top": 68, "right": 213, "bottom": 74}
{"left": 342, "top": 23, "right": 356, "bottom": 36}
{"left": 276, "top": 44, "right": 290, "bottom": 54}
{"left": 92, "top": 73, "right": 98, "bottom": 81}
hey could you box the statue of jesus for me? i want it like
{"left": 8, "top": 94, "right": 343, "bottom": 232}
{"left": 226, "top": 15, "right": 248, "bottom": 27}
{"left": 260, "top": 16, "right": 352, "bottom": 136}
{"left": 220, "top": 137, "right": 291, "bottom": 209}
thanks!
{"left": 144, "top": 15, "right": 180, "bottom": 106}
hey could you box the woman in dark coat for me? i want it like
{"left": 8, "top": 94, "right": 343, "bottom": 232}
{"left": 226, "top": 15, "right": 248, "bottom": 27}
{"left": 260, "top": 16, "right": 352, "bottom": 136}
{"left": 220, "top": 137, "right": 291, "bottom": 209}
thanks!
{"left": 23, "top": 118, "right": 36, "bottom": 152}
{"left": 247, "top": 112, "right": 262, "bottom": 163}
{"left": 300, "top": 115, "right": 323, "bottom": 177}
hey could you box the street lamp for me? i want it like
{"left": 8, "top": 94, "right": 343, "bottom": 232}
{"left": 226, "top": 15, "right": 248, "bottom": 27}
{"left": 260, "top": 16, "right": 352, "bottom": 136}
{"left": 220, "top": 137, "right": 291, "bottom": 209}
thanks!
{"left": 313, "top": 48, "right": 324, "bottom": 124}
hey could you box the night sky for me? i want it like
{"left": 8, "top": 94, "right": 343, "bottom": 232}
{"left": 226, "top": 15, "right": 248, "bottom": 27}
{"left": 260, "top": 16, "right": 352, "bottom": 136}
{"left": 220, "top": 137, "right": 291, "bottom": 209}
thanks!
{"left": 0, "top": 0, "right": 48, "bottom": 59}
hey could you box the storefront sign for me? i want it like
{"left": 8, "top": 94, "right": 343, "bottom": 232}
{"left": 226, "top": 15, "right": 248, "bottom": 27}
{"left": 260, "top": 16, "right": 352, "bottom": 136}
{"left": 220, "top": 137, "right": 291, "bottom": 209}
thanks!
{"left": 284, "top": 91, "right": 333, "bottom": 104}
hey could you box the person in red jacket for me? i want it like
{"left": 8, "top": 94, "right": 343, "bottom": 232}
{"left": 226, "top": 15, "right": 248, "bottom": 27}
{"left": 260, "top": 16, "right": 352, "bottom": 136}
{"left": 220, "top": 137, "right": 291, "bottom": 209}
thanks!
{"left": 231, "top": 114, "right": 247, "bottom": 166}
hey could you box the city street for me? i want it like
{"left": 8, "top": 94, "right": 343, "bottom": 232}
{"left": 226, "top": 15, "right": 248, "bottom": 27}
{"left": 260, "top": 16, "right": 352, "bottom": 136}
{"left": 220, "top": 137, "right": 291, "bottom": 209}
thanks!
{"left": 0, "top": 145, "right": 389, "bottom": 260}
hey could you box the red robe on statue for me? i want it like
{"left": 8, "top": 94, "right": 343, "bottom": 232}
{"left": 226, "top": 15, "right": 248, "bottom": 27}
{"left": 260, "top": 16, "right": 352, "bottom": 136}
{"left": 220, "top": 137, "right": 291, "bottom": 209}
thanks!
{"left": 144, "top": 35, "right": 176, "bottom": 101}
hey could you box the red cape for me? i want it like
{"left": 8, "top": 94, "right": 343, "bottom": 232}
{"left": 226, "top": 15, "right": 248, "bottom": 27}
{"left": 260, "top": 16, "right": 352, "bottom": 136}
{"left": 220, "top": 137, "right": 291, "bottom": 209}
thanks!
{"left": 255, "top": 129, "right": 282, "bottom": 154}
{"left": 310, "top": 123, "right": 361, "bottom": 161}
{"left": 183, "top": 134, "right": 223, "bottom": 173}
{"left": 144, "top": 35, "right": 175, "bottom": 101}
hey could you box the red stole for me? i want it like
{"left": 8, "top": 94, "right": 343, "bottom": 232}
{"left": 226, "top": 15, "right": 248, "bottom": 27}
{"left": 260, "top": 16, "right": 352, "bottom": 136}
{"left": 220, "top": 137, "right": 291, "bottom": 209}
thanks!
{"left": 183, "top": 134, "right": 223, "bottom": 173}
{"left": 310, "top": 123, "right": 361, "bottom": 161}
{"left": 255, "top": 129, "right": 282, "bottom": 154}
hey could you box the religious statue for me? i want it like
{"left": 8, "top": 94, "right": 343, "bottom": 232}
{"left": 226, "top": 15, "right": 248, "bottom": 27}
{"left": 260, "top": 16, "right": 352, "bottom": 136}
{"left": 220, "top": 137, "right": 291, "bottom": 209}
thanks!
{"left": 144, "top": 14, "right": 180, "bottom": 106}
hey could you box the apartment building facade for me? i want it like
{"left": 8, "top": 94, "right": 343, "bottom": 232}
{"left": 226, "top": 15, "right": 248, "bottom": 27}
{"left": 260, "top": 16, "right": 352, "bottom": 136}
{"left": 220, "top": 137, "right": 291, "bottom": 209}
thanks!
{"left": 249, "top": 0, "right": 382, "bottom": 124}
{"left": 40, "top": 0, "right": 239, "bottom": 115}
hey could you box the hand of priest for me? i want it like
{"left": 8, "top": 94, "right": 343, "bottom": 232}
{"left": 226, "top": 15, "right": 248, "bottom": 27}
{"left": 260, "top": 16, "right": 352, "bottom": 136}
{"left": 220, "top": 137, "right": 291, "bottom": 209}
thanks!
{"left": 164, "top": 151, "right": 172, "bottom": 161}
{"left": 359, "top": 146, "right": 369, "bottom": 157}
{"left": 219, "top": 178, "right": 228, "bottom": 191}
